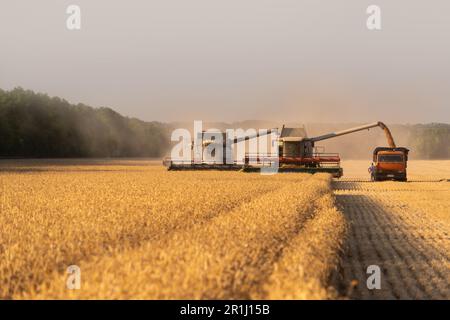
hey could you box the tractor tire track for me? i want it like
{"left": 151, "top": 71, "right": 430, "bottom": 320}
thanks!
{"left": 333, "top": 181, "right": 450, "bottom": 299}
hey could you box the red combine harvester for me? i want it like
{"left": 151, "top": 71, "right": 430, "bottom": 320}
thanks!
{"left": 242, "top": 125, "right": 342, "bottom": 176}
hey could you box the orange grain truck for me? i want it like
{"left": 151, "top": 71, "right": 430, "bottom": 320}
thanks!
{"left": 372, "top": 147, "right": 409, "bottom": 181}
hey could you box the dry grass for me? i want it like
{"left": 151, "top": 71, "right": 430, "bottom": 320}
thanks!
{"left": 0, "top": 160, "right": 346, "bottom": 299}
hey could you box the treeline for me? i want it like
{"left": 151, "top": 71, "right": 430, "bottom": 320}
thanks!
{"left": 1, "top": 88, "right": 449, "bottom": 159}
{"left": 0, "top": 88, "right": 169, "bottom": 157}
{"left": 408, "top": 123, "right": 450, "bottom": 159}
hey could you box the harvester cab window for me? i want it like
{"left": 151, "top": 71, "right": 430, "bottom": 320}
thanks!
{"left": 378, "top": 154, "right": 403, "bottom": 163}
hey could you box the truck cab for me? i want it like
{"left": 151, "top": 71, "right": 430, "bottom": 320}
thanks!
{"left": 372, "top": 147, "right": 409, "bottom": 181}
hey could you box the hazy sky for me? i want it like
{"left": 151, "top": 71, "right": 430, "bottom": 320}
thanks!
{"left": 1, "top": 0, "right": 449, "bottom": 123}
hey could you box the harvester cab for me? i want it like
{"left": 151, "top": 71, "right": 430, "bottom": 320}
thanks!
{"left": 247, "top": 125, "right": 343, "bottom": 176}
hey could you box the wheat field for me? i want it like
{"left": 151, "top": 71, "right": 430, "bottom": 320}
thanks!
{"left": 0, "top": 160, "right": 346, "bottom": 299}
{"left": 1, "top": 159, "right": 449, "bottom": 299}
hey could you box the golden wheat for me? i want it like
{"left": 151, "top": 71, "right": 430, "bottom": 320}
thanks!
{"left": 22, "top": 173, "right": 339, "bottom": 299}
{"left": 0, "top": 164, "right": 294, "bottom": 298}
{"left": 262, "top": 192, "right": 347, "bottom": 299}
{"left": 0, "top": 160, "right": 350, "bottom": 299}
{"left": 3, "top": 159, "right": 448, "bottom": 299}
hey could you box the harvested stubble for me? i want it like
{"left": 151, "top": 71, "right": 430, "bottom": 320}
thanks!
{"left": 333, "top": 162, "right": 450, "bottom": 299}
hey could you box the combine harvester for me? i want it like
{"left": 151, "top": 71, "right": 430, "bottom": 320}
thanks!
{"left": 164, "top": 121, "right": 409, "bottom": 180}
